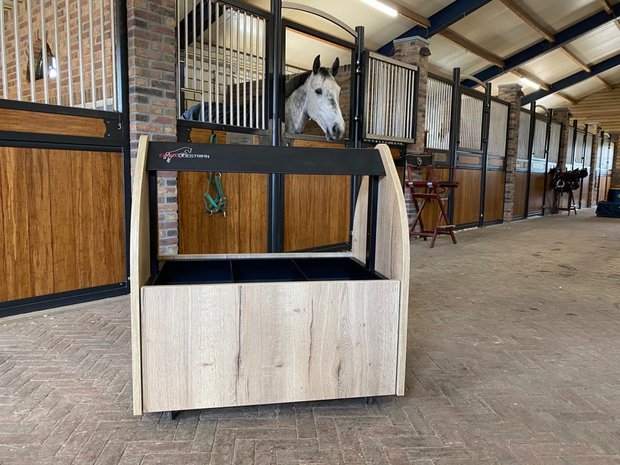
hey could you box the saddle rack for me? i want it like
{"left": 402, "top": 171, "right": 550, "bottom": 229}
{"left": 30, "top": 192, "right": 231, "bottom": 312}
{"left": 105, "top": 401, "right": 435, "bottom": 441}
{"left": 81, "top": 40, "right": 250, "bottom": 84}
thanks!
{"left": 406, "top": 164, "right": 459, "bottom": 248}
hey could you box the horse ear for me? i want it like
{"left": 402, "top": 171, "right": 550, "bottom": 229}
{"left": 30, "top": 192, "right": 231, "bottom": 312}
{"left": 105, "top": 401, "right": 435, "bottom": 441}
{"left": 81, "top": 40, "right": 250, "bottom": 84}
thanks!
{"left": 312, "top": 55, "right": 321, "bottom": 74}
{"left": 330, "top": 57, "right": 340, "bottom": 76}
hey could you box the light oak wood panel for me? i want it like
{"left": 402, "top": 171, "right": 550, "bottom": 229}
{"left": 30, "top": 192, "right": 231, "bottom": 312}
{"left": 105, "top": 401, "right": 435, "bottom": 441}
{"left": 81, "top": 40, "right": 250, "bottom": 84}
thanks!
{"left": 528, "top": 172, "right": 546, "bottom": 215}
{"left": 130, "top": 136, "right": 151, "bottom": 415}
{"left": 513, "top": 171, "right": 528, "bottom": 218}
{"left": 141, "top": 280, "right": 400, "bottom": 412}
{"left": 178, "top": 130, "right": 268, "bottom": 254}
{"left": 0, "top": 108, "right": 107, "bottom": 138}
{"left": 453, "top": 169, "right": 482, "bottom": 226}
{"left": 0, "top": 147, "right": 125, "bottom": 302}
{"left": 484, "top": 170, "right": 505, "bottom": 222}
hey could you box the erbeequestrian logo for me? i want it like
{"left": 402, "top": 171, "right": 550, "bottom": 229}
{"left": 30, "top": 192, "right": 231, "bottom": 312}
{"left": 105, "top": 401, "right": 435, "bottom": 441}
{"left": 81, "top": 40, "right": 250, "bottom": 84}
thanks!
{"left": 159, "top": 147, "right": 211, "bottom": 163}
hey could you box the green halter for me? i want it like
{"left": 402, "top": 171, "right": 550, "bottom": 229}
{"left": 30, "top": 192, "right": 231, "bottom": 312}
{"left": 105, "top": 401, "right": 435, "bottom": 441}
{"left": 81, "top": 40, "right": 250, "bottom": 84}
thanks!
{"left": 203, "top": 134, "right": 227, "bottom": 216}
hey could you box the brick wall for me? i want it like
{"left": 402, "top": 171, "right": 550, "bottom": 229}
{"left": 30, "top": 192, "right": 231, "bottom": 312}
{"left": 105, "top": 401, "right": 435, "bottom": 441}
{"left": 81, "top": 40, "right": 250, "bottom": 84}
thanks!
{"left": 127, "top": 0, "right": 178, "bottom": 255}
{"left": 497, "top": 84, "right": 522, "bottom": 222}
{"left": 0, "top": 0, "right": 114, "bottom": 107}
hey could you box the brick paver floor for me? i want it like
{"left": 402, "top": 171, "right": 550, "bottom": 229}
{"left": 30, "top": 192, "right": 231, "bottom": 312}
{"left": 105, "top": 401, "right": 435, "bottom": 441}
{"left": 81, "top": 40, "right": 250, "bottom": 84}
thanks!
{"left": 1, "top": 209, "right": 619, "bottom": 464}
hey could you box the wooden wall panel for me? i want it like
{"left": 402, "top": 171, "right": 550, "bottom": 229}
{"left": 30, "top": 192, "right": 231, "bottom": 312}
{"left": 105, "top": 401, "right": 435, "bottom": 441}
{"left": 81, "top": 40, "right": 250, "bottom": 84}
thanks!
{"left": 453, "top": 169, "right": 481, "bottom": 226}
{"left": 178, "top": 130, "right": 268, "bottom": 254}
{"left": 513, "top": 171, "right": 528, "bottom": 218}
{"left": 0, "top": 147, "right": 126, "bottom": 302}
{"left": 484, "top": 170, "right": 505, "bottom": 222}
{"left": 0, "top": 108, "right": 107, "bottom": 138}
{"left": 528, "top": 173, "right": 546, "bottom": 215}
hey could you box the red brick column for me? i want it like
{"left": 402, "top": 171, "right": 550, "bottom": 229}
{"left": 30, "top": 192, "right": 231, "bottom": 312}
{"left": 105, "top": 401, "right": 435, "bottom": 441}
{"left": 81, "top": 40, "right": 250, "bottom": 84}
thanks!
{"left": 497, "top": 84, "right": 522, "bottom": 222}
{"left": 127, "top": 0, "right": 178, "bottom": 255}
{"left": 552, "top": 109, "right": 571, "bottom": 171}
{"left": 611, "top": 133, "right": 620, "bottom": 188}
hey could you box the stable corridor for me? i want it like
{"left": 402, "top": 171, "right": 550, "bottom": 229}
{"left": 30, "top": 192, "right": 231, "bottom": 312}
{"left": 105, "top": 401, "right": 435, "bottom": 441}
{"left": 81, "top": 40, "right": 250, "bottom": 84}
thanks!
{"left": 0, "top": 209, "right": 619, "bottom": 465}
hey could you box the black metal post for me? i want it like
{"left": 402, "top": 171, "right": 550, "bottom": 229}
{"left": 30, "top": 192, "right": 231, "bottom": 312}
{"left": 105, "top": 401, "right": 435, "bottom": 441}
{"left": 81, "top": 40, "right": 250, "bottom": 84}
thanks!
{"left": 478, "top": 82, "right": 491, "bottom": 227}
{"left": 569, "top": 119, "right": 578, "bottom": 210}
{"left": 447, "top": 67, "right": 461, "bottom": 224}
{"left": 366, "top": 175, "right": 379, "bottom": 272}
{"left": 115, "top": 0, "right": 131, "bottom": 283}
{"left": 596, "top": 131, "right": 604, "bottom": 203}
{"left": 523, "top": 101, "right": 536, "bottom": 218}
{"left": 578, "top": 124, "right": 588, "bottom": 209}
{"left": 349, "top": 26, "right": 365, "bottom": 243}
{"left": 541, "top": 109, "right": 552, "bottom": 216}
{"left": 268, "top": 0, "right": 284, "bottom": 252}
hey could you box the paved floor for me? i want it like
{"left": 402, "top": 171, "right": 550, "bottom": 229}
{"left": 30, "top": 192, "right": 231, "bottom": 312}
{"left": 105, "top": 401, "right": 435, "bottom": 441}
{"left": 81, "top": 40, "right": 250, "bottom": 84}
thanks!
{"left": 1, "top": 209, "right": 619, "bottom": 465}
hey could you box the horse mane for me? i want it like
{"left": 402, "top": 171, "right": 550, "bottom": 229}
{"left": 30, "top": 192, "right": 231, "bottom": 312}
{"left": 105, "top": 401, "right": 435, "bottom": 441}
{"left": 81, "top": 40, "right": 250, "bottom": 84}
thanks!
{"left": 284, "top": 68, "right": 331, "bottom": 100}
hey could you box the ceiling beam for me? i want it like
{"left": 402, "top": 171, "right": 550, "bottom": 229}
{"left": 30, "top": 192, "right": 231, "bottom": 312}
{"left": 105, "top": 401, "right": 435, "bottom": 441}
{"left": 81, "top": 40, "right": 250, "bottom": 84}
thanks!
{"left": 381, "top": 0, "right": 430, "bottom": 28}
{"left": 497, "top": 0, "right": 555, "bottom": 42}
{"left": 560, "top": 47, "right": 591, "bottom": 72}
{"left": 512, "top": 68, "right": 550, "bottom": 91}
{"left": 522, "top": 52, "right": 620, "bottom": 105}
{"left": 377, "top": 0, "right": 492, "bottom": 55}
{"left": 469, "top": 3, "right": 620, "bottom": 86}
{"left": 556, "top": 92, "right": 577, "bottom": 104}
{"left": 439, "top": 29, "right": 504, "bottom": 68}
{"left": 597, "top": 0, "right": 613, "bottom": 15}
{"left": 595, "top": 75, "right": 613, "bottom": 90}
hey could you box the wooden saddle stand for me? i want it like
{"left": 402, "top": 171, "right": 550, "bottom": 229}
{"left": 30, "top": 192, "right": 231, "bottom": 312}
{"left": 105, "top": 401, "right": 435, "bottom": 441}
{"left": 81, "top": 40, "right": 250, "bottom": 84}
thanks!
{"left": 406, "top": 164, "right": 459, "bottom": 248}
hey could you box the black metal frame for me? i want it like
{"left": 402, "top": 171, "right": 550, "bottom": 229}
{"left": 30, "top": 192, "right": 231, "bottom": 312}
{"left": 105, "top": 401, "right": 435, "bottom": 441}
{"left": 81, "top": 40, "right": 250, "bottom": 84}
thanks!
{"left": 523, "top": 102, "right": 536, "bottom": 218}
{"left": 0, "top": 0, "right": 131, "bottom": 316}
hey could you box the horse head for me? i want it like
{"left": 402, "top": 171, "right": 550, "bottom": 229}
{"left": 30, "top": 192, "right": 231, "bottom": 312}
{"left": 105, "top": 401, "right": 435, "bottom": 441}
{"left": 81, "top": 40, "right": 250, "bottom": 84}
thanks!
{"left": 285, "top": 55, "right": 345, "bottom": 141}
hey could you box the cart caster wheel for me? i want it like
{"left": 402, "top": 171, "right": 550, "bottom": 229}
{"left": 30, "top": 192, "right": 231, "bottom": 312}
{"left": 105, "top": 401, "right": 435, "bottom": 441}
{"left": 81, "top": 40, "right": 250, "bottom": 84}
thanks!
{"left": 162, "top": 411, "right": 178, "bottom": 421}
{"left": 363, "top": 396, "right": 375, "bottom": 405}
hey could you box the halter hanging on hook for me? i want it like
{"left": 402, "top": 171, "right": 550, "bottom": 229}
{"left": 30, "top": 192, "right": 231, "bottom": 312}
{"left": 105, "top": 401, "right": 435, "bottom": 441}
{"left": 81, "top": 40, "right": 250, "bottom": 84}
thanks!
{"left": 203, "top": 133, "right": 227, "bottom": 217}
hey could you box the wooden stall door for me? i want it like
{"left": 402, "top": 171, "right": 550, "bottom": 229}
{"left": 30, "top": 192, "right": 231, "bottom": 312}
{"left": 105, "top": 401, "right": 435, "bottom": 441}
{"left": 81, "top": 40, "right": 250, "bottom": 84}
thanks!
{"left": 484, "top": 169, "right": 505, "bottom": 223}
{"left": 0, "top": 147, "right": 126, "bottom": 303}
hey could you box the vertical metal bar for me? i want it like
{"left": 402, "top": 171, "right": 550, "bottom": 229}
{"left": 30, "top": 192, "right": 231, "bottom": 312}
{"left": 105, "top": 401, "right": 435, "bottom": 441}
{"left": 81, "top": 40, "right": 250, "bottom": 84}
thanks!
{"left": 40, "top": 0, "right": 49, "bottom": 104}
{"left": 88, "top": 0, "right": 96, "bottom": 107}
{"left": 176, "top": 0, "right": 180, "bottom": 117}
{"left": 542, "top": 109, "right": 552, "bottom": 215}
{"left": 479, "top": 83, "right": 491, "bottom": 227}
{"left": 524, "top": 101, "right": 536, "bottom": 218}
{"left": 268, "top": 0, "right": 283, "bottom": 253}
{"left": 207, "top": 0, "right": 212, "bottom": 123}
{"left": 26, "top": 0, "right": 36, "bottom": 101}
{"left": 193, "top": 0, "right": 197, "bottom": 92}
{"left": 222, "top": 4, "right": 227, "bottom": 125}
{"left": 77, "top": 0, "right": 86, "bottom": 106}
{"left": 363, "top": 57, "right": 371, "bottom": 138}
{"left": 261, "top": 18, "right": 265, "bottom": 129}
{"left": 200, "top": 0, "right": 205, "bottom": 121}
{"left": 53, "top": 0, "right": 61, "bottom": 105}
{"left": 447, "top": 68, "right": 461, "bottom": 223}
{"left": 0, "top": 3, "right": 7, "bottom": 99}
{"left": 366, "top": 176, "right": 379, "bottom": 272}
{"left": 229, "top": 6, "right": 234, "bottom": 126}
{"left": 184, "top": 0, "right": 189, "bottom": 115}
{"left": 249, "top": 14, "right": 254, "bottom": 128}
{"left": 13, "top": 0, "right": 22, "bottom": 100}
{"left": 111, "top": 0, "right": 117, "bottom": 110}
{"left": 99, "top": 0, "right": 107, "bottom": 110}
{"left": 236, "top": 9, "right": 241, "bottom": 126}
{"left": 65, "top": 0, "right": 73, "bottom": 105}
{"left": 216, "top": 2, "right": 220, "bottom": 123}
{"left": 578, "top": 124, "right": 588, "bottom": 209}
{"left": 242, "top": 13, "right": 247, "bottom": 127}
{"left": 349, "top": 26, "right": 365, "bottom": 244}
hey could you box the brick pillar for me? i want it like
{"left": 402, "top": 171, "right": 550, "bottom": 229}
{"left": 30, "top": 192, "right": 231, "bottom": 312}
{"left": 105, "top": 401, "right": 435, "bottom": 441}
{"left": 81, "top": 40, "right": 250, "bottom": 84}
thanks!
{"left": 497, "top": 84, "right": 522, "bottom": 222}
{"left": 552, "top": 109, "right": 571, "bottom": 171}
{"left": 127, "top": 0, "right": 178, "bottom": 255}
{"left": 611, "top": 133, "right": 620, "bottom": 188}
{"left": 393, "top": 36, "right": 429, "bottom": 156}
{"left": 587, "top": 126, "right": 600, "bottom": 207}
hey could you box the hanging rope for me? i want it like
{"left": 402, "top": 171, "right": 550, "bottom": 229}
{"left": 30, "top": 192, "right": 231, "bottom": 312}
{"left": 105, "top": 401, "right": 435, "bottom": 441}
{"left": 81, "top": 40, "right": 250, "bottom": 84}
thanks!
{"left": 203, "top": 133, "right": 227, "bottom": 216}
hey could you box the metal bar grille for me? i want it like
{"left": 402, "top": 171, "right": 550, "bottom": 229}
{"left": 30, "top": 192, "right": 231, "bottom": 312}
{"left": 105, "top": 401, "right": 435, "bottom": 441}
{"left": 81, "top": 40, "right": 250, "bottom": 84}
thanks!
{"left": 532, "top": 118, "right": 547, "bottom": 160}
{"left": 458, "top": 93, "right": 483, "bottom": 151}
{"left": 517, "top": 110, "right": 531, "bottom": 161}
{"left": 548, "top": 122, "right": 561, "bottom": 165}
{"left": 565, "top": 127, "right": 575, "bottom": 167}
{"left": 364, "top": 52, "right": 417, "bottom": 143}
{"left": 584, "top": 133, "right": 593, "bottom": 167}
{"left": 573, "top": 130, "right": 585, "bottom": 168}
{"left": 0, "top": 0, "right": 118, "bottom": 110}
{"left": 178, "top": 0, "right": 267, "bottom": 130}
{"left": 488, "top": 100, "right": 508, "bottom": 157}
{"left": 425, "top": 77, "right": 452, "bottom": 151}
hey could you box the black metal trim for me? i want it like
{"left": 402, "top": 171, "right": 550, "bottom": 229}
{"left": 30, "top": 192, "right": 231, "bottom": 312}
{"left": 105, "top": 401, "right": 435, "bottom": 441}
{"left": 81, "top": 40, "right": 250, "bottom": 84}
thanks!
{"left": 220, "top": 0, "right": 271, "bottom": 18}
{"left": 479, "top": 83, "right": 491, "bottom": 227}
{"left": 366, "top": 175, "right": 379, "bottom": 272}
{"left": 0, "top": 140, "right": 123, "bottom": 152}
{"left": 0, "top": 131, "right": 123, "bottom": 147}
{"left": 447, "top": 67, "right": 461, "bottom": 224}
{"left": 289, "top": 241, "right": 351, "bottom": 253}
{"left": 282, "top": 19, "right": 355, "bottom": 50}
{"left": 541, "top": 109, "right": 552, "bottom": 216}
{"left": 483, "top": 219, "right": 503, "bottom": 226}
{"left": 176, "top": 118, "right": 270, "bottom": 136}
{"left": 0, "top": 283, "right": 128, "bottom": 318}
{"left": 578, "top": 124, "right": 588, "bottom": 209}
{"left": 523, "top": 102, "right": 536, "bottom": 218}
{"left": 0, "top": 98, "right": 122, "bottom": 120}
{"left": 454, "top": 221, "right": 479, "bottom": 231}
{"left": 349, "top": 28, "right": 365, "bottom": 244}
{"left": 148, "top": 173, "right": 160, "bottom": 278}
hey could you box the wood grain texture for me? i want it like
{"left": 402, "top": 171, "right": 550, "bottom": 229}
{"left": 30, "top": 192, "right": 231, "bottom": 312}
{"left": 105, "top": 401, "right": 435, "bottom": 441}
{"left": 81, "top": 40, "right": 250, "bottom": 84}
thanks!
{"left": 484, "top": 170, "right": 505, "bottom": 222}
{"left": 0, "top": 108, "right": 107, "bottom": 138}
{"left": 141, "top": 280, "right": 400, "bottom": 412}
{"left": 178, "top": 129, "right": 268, "bottom": 254}
{"left": 130, "top": 135, "right": 151, "bottom": 415}
{"left": 0, "top": 147, "right": 125, "bottom": 302}
{"left": 528, "top": 173, "right": 546, "bottom": 214}
{"left": 453, "top": 169, "right": 482, "bottom": 226}
{"left": 513, "top": 171, "right": 528, "bottom": 218}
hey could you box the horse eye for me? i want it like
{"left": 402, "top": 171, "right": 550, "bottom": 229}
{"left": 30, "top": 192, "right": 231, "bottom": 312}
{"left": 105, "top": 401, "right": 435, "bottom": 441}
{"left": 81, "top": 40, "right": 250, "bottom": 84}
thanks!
{"left": 315, "top": 88, "right": 323, "bottom": 95}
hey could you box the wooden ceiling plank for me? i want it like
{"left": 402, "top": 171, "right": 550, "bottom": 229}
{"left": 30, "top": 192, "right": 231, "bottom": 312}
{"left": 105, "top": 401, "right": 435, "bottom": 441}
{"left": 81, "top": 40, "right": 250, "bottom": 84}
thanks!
{"left": 439, "top": 28, "right": 505, "bottom": 68}
{"left": 382, "top": 0, "right": 431, "bottom": 28}
{"left": 497, "top": 0, "right": 555, "bottom": 42}
{"left": 513, "top": 67, "right": 550, "bottom": 91}
{"left": 560, "top": 47, "right": 591, "bottom": 72}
